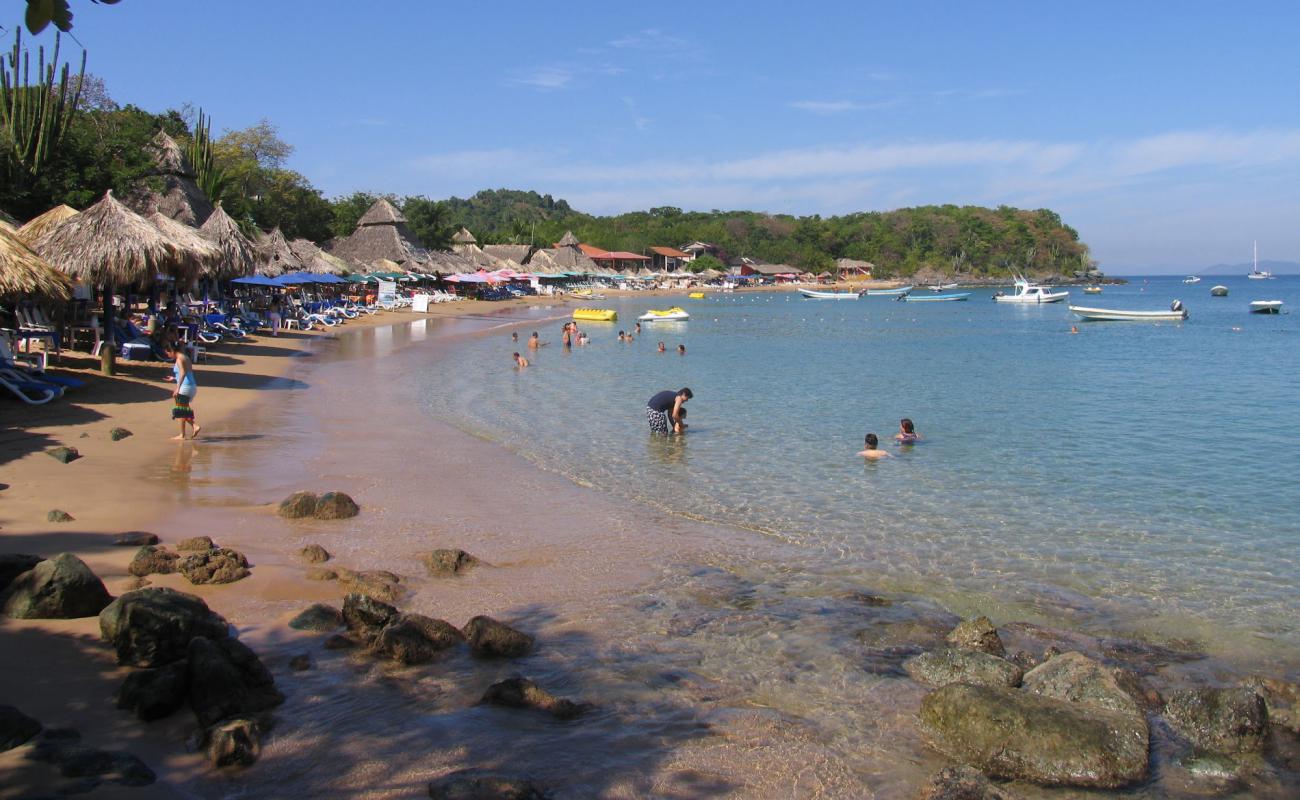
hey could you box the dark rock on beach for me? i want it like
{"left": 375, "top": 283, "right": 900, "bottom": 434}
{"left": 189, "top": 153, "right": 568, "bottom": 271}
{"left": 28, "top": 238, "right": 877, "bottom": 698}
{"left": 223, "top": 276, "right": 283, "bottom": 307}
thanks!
{"left": 176, "top": 535, "right": 216, "bottom": 552}
{"left": 47, "top": 508, "right": 74, "bottom": 522}
{"left": 463, "top": 615, "right": 534, "bottom": 658}
{"left": 1022, "top": 651, "right": 1147, "bottom": 717}
{"left": 481, "top": 677, "right": 585, "bottom": 720}
{"left": 946, "top": 616, "right": 1006, "bottom": 657}
{"left": 1250, "top": 677, "right": 1300, "bottom": 737}
{"left": 904, "top": 648, "right": 1023, "bottom": 689}
{"left": 298, "top": 543, "right": 331, "bottom": 563}
{"left": 0, "top": 705, "right": 42, "bottom": 752}
{"left": 0, "top": 553, "right": 112, "bottom": 619}
{"left": 920, "top": 683, "right": 1149, "bottom": 788}
{"left": 99, "top": 587, "right": 231, "bottom": 667}
{"left": 918, "top": 765, "right": 1016, "bottom": 800}
{"left": 289, "top": 603, "right": 343, "bottom": 632}
{"left": 289, "top": 654, "right": 312, "bottom": 671}
{"left": 1164, "top": 687, "right": 1269, "bottom": 754}
{"left": 314, "top": 491, "right": 359, "bottom": 519}
{"left": 428, "top": 770, "right": 546, "bottom": 800}
{"left": 29, "top": 741, "right": 156, "bottom": 787}
{"left": 46, "top": 446, "right": 80, "bottom": 463}
{"left": 204, "top": 717, "right": 262, "bottom": 768}
{"left": 113, "top": 531, "right": 159, "bottom": 546}
{"left": 323, "top": 634, "right": 357, "bottom": 650}
{"left": 109, "top": 427, "right": 133, "bottom": 441}
{"left": 422, "top": 548, "right": 480, "bottom": 576}
{"left": 186, "top": 636, "right": 284, "bottom": 728}
{"left": 342, "top": 592, "right": 399, "bottom": 637}
{"left": 114, "top": 661, "right": 189, "bottom": 721}
{"left": 373, "top": 613, "right": 465, "bottom": 664}
{"left": 128, "top": 545, "right": 178, "bottom": 577}
{"left": 0, "top": 553, "right": 43, "bottom": 594}
{"left": 277, "top": 491, "right": 319, "bottom": 518}
{"left": 179, "top": 547, "right": 250, "bottom": 585}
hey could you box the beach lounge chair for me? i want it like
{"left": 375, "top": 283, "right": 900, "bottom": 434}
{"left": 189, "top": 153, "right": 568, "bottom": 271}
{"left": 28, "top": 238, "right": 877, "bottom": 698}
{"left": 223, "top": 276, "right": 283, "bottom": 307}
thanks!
{"left": 0, "top": 367, "right": 63, "bottom": 404}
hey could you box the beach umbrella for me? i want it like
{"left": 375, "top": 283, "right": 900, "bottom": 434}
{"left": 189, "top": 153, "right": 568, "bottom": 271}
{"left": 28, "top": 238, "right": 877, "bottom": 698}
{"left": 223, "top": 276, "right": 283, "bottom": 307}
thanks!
{"left": 230, "top": 275, "right": 280, "bottom": 287}
{"left": 198, "top": 202, "right": 257, "bottom": 280}
{"left": 15, "top": 204, "right": 80, "bottom": 246}
{"left": 148, "top": 212, "right": 222, "bottom": 284}
{"left": 31, "top": 190, "right": 186, "bottom": 375}
{"left": 0, "top": 226, "right": 73, "bottom": 302}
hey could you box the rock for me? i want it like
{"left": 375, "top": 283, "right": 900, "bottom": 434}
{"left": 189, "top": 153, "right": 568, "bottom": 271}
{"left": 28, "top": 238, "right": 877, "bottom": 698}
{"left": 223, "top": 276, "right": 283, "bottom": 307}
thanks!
{"left": 176, "top": 535, "right": 216, "bottom": 552}
{"left": 179, "top": 547, "right": 250, "bottom": 585}
{"left": 946, "top": 616, "right": 1006, "bottom": 657}
{"left": 123, "top": 576, "right": 152, "bottom": 591}
{"left": 1164, "top": 687, "right": 1269, "bottom": 754}
{"left": 42, "top": 744, "right": 156, "bottom": 786}
{"left": 0, "top": 553, "right": 43, "bottom": 594}
{"left": 288, "top": 603, "right": 343, "bottom": 632}
{"left": 203, "top": 717, "right": 262, "bottom": 768}
{"left": 304, "top": 566, "right": 338, "bottom": 581}
{"left": 113, "top": 531, "right": 158, "bottom": 546}
{"left": 1250, "top": 677, "right": 1300, "bottom": 737}
{"left": 46, "top": 446, "right": 80, "bottom": 463}
{"left": 0, "top": 553, "right": 112, "bottom": 619}
{"left": 918, "top": 765, "right": 1015, "bottom": 800}
{"left": 481, "top": 677, "right": 584, "bottom": 720}
{"left": 99, "top": 587, "right": 231, "bottom": 667}
{"left": 289, "top": 654, "right": 312, "bottom": 671}
{"left": 128, "top": 545, "right": 178, "bottom": 577}
{"left": 428, "top": 770, "right": 546, "bottom": 799}
{"left": 187, "top": 636, "right": 285, "bottom": 727}
{"left": 277, "top": 491, "right": 319, "bottom": 519}
{"left": 920, "top": 683, "right": 1149, "bottom": 788}
{"left": 422, "top": 548, "right": 480, "bottom": 577}
{"left": 109, "top": 427, "right": 133, "bottom": 441}
{"left": 341, "top": 593, "right": 399, "bottom": 637}
{"left": 463, "top": 616, "right": 534, "bottom": 658}
{"left": 313, "top": 491, "right": 359, "bottom": 520}
{"left": 1021, "top": 651, "right": 1148, "bottom": 718}
{"left": 841, "top": 591, "right": 892, "bottom": 607}
{"left": 323, "top": 634, "right": 357, "bottom": 650}
{"left": 0, "top": 705, "right": 42, "bottom": 752}
{"left": 373, "top": 613, "right": 465, "bottom": 664}
{"left": 904, "top": 648, "right": 1024, "bottom": 689}
{"left": 338, "top": 569, "right": 402, "bottom": 603}
{"left": 47, "top": 509, "right": 74, "bottom": 523}
{"left": 298, "top": 544, "right": 330, "bottom": 563}
{"left": 114, "top": 661, "right": 189, "bottom": 721}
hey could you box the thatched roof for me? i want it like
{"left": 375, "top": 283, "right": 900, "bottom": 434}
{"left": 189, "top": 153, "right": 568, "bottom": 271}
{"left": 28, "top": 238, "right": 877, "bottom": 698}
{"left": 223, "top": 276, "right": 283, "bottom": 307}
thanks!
{"left": 288, "top": 238, "right": 350, "bottom": 275}
{"left": 483, "top": 244, "right": 532, "bottom": 264}
{"left": 124, "top": 130, "right": 214, "bottom": 227}
{"left": 147, "top": 130, "right": 193, "bottom": 178}
{"left": 452, "top": 227, "right": 476, "bottom": 244}
{"left": 255, "top": 227, "right": 303, "bottom": 277}
{"left": 556, "top": 230, "right": 580, "bottom": 247}
{"left": 330, "top": 199, "right": 428, "bottom": 268}
{"left": 15, "top": 204, "right": 79, "bottom": 246}
{"left": 0, "top": 219, "right": 15, "bottom": 234}
{"left": 198, "top": 203, "right": 257, "bottom": 280}
{"left": 0, "top": 226, "right": 73, "bottom": 301}
{"left": 30, "top": 191, "right": 185, "bottom": 286}
{"left": 356, "top": 198, "right": 407, "bottom": 226}
{"left": 527, "top": 245, "right": 598, "bottom": 275}
{"left": 148, "top": 212, "right": 221, "bottom": 281}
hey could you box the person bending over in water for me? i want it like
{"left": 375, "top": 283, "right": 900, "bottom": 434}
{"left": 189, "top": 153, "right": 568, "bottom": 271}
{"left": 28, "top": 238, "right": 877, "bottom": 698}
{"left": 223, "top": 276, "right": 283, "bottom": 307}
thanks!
{"left": 895, "top": 418, "right": 920, "bottom": 443}
{"left": 646, "top": 387, "right": 692, "bottom": 434}
{"left": 513, "top": 352, "right": 529, "bottom": 368}
{"left": 528, "top": 332, "right": 545, "bottom": 349}
{"left": 858, "top": 433, "right": 891, "bottom": 459}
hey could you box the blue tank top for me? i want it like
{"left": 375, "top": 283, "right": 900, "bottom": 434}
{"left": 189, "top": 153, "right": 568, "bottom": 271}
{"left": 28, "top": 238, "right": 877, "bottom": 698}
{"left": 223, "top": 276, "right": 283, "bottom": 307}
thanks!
{"left": 174, "top": 361, "right": 197, "bottom": 394}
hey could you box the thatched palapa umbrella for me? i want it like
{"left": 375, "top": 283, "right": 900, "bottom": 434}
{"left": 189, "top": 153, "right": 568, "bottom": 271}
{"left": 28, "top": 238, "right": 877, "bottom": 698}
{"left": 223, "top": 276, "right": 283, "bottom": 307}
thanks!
{"left": 255, "top": 227, "right": 303, "bottom": 277}
{"left": 16, "top": 204, "right": 80, "bottom": 245}
{"left": 288, "top": 238, "right": 350, "bottom": 275}
{"left": 148, "top": 212, "right": 222, "bottom": 282}
{"left": 31, "top": 190, "right": 186, "bottom": 375}
{"left": 0, "top": 226, "right": 73, "bottom": 302}
{"left": 198, "top": 202, "right": 256, "bottom": 280}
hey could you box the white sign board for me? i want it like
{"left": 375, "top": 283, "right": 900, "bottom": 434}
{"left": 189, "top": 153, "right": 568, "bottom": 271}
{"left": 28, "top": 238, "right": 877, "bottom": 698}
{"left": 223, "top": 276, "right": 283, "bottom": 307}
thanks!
{"left": 412, "top": 294, "right": 432, "bottom": 313}
{"left": 377, "top": 280, "right": 398, "bottom": 305}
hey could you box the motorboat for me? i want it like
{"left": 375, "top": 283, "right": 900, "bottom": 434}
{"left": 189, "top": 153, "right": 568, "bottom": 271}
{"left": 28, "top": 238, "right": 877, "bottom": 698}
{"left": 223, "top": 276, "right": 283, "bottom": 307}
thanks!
{"left": 1249, "top": 300, "right": 1283, "bottom": 314}
{"left": 1210, "top": 285, "right": 1229, "bottom": 297}
{"left": 928, "top": 283, "right": 959, "bottom": 292}
{"left": 993, "top": 276, "right": 1069, "bottom": 304}
{"left": 903, "top": 292, "right": 970, "bottom": 302}
{"left": 1183, "top": 276, "right": 1201, "bottom": 284}
{"left": 572, "top": 308, "right": 617, "bottom": 322}
{"left": 1083, "top": 286, "right": 1103, "bottom": 294}
{"left": 864, "top": 285, "right": 913, "bottom": 296}
{"left": 638, "top": 307, "right": 690, "bottom": 322}
{"left": 799, "top": 288, "right": 861, "bottom": 299}
{"left": 1070, "top": 300, "right": 1188, "bottom": 321}
{"left": 1247, "top": 240, "right": 1273, "bottom": 279}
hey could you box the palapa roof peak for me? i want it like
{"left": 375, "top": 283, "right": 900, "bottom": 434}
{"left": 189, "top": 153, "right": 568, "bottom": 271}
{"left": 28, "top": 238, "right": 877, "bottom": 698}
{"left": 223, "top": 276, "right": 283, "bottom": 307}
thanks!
{"left": 198, "top": 202, "right": 257, "bottom": 280}
{"left": 148, "top": 130, "right": 194, "bottom": 178}
{"left": 148, "top": 212, "right": 221, "bottom": 280}
{"left": 452, "top": 227, "right": 476, "bottom": 244}
{"left": 0, "top": 226, "right": 73, "bottom": 301}
{"left": 556, "top": 230, "right": 580, "bottom": 248}
{"left": 255, "top": 226, "right": 303, "bottom": 277}
{"left": 125, "top": 130, "right": 213, "bottom": 227}
{"left": 357, "top": 198, "right": 407, "bottom": 227}
{"left": 16, "top": 204, "right": 80, "bottom": 246}
{"left": 288, "top": 237, "right": 350, "bottom": 275}
{"left": 30, "top": 190, "right": 187, "bottom": 286}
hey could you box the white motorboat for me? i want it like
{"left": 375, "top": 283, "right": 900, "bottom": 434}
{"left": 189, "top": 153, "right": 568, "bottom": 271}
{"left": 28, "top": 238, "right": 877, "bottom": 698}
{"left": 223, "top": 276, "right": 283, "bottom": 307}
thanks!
{"left": 1183, "top": 276, "right": 1201, "bottom": 284}
{"left": 993, "top": 276, "right": 1069, "bottom": 304}
{"left": 904, "top": 292, "right": 971, "bottom": 302}
{"left": 1247, "top": 240, "right": 1273, "bottom": 279}
{"left": 1249, "top": 300, "right": 1283, "bottom": 314}
{"left": 637, "top": 307, "right": 690, "bottom": 322}
{"left": 799, "top": 288, "right": 861, "bottom": 300}
{"left": 1070, "top": 300, "right": 1188, "bottom": 322}
{"left": 864, "top": 285, "right": 913, "bottom": 296}
{"left": 1210, "top": 285, "right": 1229, "bottom": 297}
{"left": 1083, "top": 286, "right": 1103, "bottom": 294}
{"left": 928, "top": 283, "right": 959, "bottom": 292}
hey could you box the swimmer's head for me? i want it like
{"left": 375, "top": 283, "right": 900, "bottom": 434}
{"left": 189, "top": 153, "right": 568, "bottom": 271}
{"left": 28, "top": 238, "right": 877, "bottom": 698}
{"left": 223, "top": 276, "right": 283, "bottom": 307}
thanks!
{"left": 865, "top": 433, "right": 879, "bottom": 449}
{"left": 900, "top": 418, "right": 914, "bottom": 434}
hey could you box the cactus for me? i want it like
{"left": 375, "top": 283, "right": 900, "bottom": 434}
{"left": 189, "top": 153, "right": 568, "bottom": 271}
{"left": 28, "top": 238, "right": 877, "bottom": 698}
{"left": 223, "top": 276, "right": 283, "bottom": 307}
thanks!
{"left": 185, "top": 107, "right": 228, "bottom": 203}
{"left": 0, "top": 28, "right": 86, "bottom": 177}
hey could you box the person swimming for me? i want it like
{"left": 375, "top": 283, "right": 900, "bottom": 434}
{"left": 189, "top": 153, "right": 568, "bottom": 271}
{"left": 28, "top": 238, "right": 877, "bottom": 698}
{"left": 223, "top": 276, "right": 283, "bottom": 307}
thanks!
{"left": 677, "top": 343, "right": 686, "bottom": 355}
{"left": 657, "top": 341, "right": 666, "bottom": 353}
{"left": 857, "top": 432, "right": 891, "bottom": 459}
{"left": 895, "top": 418, "right": 920, "bottom": 443}
{"left": 513, "top": 352, "right": 529, "bottom": 367}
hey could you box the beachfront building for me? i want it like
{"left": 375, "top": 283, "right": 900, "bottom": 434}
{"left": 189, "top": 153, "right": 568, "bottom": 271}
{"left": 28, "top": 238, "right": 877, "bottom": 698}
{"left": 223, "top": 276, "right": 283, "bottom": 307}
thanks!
{"left": 733, "top": 261, "right": 800, "bottom": 282}
{"left": 125, "top": 131, "right": 214, "bottom": 227}
{"left": 680, "top": 241, "right": 724, "bottom": 262}
{"left": 649, "top": 246, "right": 690, "bottom": 272}
{"left": 586, "top": 246, "right": 651, "bottom": 274}
{"left": 835, "top": 258, "right": 874, "bottom": 282}
{"left": 328, "top": 199, "right": 429, "bottom": 271}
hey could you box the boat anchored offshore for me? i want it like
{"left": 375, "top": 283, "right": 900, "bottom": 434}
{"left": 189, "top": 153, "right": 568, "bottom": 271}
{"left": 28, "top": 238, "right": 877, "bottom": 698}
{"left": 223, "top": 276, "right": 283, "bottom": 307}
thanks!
{"left": 1083, "top": 286, "right": 1103, "bottom": 294}
{"left": 928, "top": 283, "right": 959, "bottom": 291}
{"left": 1248, "top": 240, "right": 1273, "bottom": 279}
{"left": 638, "top": 307, "right": 690, "bottom": 322}
{"left": 573, "top": 308, "right": 617, "bottom": 322}
{"left": 799, "top": 288, "right": 862, "bottom": 299}
{"left": 864, "top": 285, "right": 913, "bottom": 296}
{"left": 1070, "top": 300, "right": 1188, "bottom": 322}
{"left": 993, "top": 276, "right": 1069, "bottom": 304}
{"left": 1210, "top": 285, "right": 1229, "bottom": 297}
{"left": 903, "top": 292, "right": 971, "bottom": 302}
{"left": 1250, "top": 300, "right": 1283, "bottom": 314}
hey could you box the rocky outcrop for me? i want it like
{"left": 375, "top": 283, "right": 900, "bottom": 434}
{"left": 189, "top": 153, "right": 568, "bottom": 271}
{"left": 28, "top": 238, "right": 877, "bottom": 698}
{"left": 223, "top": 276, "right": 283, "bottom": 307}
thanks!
{"left": 946, "top": 616, "right": 1006, "bottom": 657}
{"left": 186, "top": 637, "right": 284, "bottom": 727}
{"left": 372, "top": 613, "right": 464, "bottom": 665}
{"left": 0, "top": 553, "right": 43, "bottom": 594}
{"left": 341, "top": 593, "right": 399, "bottom": 638}
{"left": 904, "top": 648, "right": 1023, "bottom": 689}
{"left": 289, "top": 603, "right": 343, "bottom": 632}
{"left": 1, "top": 553, "right": 112, "bottom": 619}
{"left": 314, "top": 491, "right": 359, "bottom": 519}
{"left": 422, "top": 549, "right": 480, "bottom": 577}
{"left": 0, "top": 705, "right": 42, "bottom": 751}
{"left": 113, "top": 532, "right": 158, "bottom": 546}
{"left": 298, "top": 544, "right": 330, "bottom": 564}
{"left": 204, "top": 717, "right": 262, "bottom": 768}
{"left": 176, "top": 536, "right": 216, "bottom": 552}
{"left": 481, "top": 677, "right": 584, "bottom": 720}
{"left": 1022, "top": 651, "right": 1147, "bottom": 717}
{"left": 428, "top": 771, "right": 545, "bottom": 800}
{"left": 128, "top": 545, "right": 178, "bottom": 577}
{"left": 114, "top": 661, "right": 189, "bottom": 721}
{"left": 27, "top": 739, "right": 155, "bottom": 787}
{"left": 1164, "top": 687, "right": 1269, "bottom": 754}
{"left": 179, "top": 548, "right": 250, "bottom": 585}
{"left": 46, "top": 446, "right": 80, "bottom": 463}
{"left": 920, "top": 683, "right": 1149, "bottom": 788}
{"left": 99, "top": 587, "right": 231, "bottom": 667}
{"left": 463, "top": 616, "right": 534, "bottom": 658}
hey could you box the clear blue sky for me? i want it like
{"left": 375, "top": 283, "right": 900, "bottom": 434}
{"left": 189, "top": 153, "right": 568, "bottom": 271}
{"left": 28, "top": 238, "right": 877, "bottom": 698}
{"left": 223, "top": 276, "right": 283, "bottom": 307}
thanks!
{"left": 12, "top": 0, "right": 1300, "bottom": 271}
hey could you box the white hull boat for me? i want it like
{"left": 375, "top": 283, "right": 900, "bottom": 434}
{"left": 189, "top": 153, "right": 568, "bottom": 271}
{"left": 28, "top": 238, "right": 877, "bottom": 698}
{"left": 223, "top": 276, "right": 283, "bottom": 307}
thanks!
{"left": 1249, "top": 300, "right": 1283, "bottom": 314}
{"left": 993, "top": 276, "right": 1069, "bottom": 304}
{"left": 928, "top": 283, "right": 959, "bottom": 291}
{"left": 1210, "top": 285, "right": 1229, "bottom": 297}
{"left": 1183, "top": 276, "right": 1201, "bottom": 284}
{"left": 864, "top": 285, "right": 913, "bottom": 296}
{"left": 904, "top": 292, "right": 971, "bottom": 302}
{"left": 1070, "top": 301, "right": 1188, "bottom": 321}
{"left": 1247, "top": 240, "right": 1273, "bottom": 279}
{"left": 637, "top": 307, "right": 690, "bottom": 322}
{"left": 799, "top": 288, "right": 861, "bottom": 300}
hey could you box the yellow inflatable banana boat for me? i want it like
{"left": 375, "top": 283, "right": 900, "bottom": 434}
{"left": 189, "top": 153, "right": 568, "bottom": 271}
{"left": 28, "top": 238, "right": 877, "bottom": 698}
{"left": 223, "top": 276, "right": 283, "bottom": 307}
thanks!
{"left": 573, "top": 308, "right": 617, "bottom": 322}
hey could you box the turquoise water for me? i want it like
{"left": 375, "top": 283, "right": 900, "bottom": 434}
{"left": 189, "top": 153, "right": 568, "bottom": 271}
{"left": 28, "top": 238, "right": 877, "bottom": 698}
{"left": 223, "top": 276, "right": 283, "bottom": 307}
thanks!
{"left": 417, "top": 277, "right": 1300, "bottom": 665}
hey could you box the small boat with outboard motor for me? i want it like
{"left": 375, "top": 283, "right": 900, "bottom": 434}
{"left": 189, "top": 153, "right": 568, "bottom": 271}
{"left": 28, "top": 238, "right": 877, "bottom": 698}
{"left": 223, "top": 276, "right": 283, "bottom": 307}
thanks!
{"left": 1069, "top": 299, "right": 1188, "bottom": 321}
{"left": 863, "top": 285, "right": 913, "bottom": 297}
{"left": 903, "top": 292, "right": 971, "bottom": 302}
{"left": 799, "top": 288, "right": 862, "bottom": 299}
{"left": 1249, "top": 300, "right": 1283, "bottom": 314}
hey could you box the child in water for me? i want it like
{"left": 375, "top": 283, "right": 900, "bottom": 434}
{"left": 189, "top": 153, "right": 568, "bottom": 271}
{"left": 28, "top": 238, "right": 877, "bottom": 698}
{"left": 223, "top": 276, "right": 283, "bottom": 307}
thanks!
{"left": 673, "top": 406, "right": 688, "bottom": 434}
{"left": 857, "top": 433, "right": 891, "bottom": 459}
{"left": 895, "top": 418, "right": 920, "bottom": 443}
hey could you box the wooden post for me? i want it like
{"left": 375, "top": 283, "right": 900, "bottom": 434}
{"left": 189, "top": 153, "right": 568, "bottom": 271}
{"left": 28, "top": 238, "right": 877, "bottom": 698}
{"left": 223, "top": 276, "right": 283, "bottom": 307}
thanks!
{"left": 100, "top": 282, "right": 116, "bottom": 376}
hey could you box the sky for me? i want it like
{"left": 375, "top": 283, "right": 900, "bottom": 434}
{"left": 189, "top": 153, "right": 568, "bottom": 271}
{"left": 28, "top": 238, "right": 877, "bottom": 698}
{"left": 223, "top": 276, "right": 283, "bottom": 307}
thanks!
{"left": 10, "top": 0, "right": 1300, "bottom": 272}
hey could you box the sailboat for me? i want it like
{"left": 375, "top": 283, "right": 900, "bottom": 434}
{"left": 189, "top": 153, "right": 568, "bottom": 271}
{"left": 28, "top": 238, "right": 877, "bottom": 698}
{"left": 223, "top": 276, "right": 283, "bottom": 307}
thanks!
{"left": 1248, "top": 241, "right": 1273, "bottom": 280}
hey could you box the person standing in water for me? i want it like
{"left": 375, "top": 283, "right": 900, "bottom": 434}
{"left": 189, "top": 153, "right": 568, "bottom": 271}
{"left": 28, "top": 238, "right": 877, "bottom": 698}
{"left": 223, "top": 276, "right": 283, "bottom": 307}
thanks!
{"left": 857, "top": 433, "right": 891, "bottom": 459}
{"left": 646, "top": 387, "right": 692, "bottom": 434}
{"left": 657, "top": 341, "right": 666, "bottom": 353}
{"left": 528, "top": 332, "right": 545, "bottom": 349}
{"left": 513, "top": 352, "right": 529, "bottom": 367}
{"left": 677, "top": 344, "right": 686, "bottom": 355}
{"left": 167, "top": 346, "right": 200, "bottom": 440}
{"left": 894, "top": 418, "right": 920, "bottom": 443}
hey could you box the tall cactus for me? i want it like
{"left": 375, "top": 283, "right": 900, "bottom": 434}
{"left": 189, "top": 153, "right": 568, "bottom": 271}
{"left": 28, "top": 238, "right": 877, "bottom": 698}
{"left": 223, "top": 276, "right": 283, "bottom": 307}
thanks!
{"left": 0, "top": 28, "right": 86, "bottom": 176}
{"left": 185, "top": 107, "right": 230, "bottom": 204}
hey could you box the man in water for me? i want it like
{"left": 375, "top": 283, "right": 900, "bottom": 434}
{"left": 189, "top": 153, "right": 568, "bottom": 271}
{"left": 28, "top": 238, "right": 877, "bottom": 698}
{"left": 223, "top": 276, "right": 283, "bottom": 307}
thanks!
{"left": 646, "top": 387, "right": 692, "bottom": 434}
{"left": 657, "top": 341, "right": 666, "bottom": 353}
{"left": 677, "top": 344, "right": 686, "bottom": 355}
{"left": 513, "top": 352, "right": 529, "bottom": 367}
{"left": 528, "top": 332, "right": 545, "bottom": 349}
{"left": 857, "top": 433, "right": 891, "bottom": 459}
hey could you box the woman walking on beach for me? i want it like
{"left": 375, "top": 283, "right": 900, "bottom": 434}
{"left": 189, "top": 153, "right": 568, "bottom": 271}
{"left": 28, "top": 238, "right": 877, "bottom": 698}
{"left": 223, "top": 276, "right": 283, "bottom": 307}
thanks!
{"left": 167, "top": 346, "right": 201, "bottom": 440}
{"left": 646, "top": 387, "right": 692, "bottom": 434}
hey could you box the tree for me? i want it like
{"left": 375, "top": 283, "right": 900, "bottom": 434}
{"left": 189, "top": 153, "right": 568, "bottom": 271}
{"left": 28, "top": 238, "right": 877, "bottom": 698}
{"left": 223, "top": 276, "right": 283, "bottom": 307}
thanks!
{"left": 21, "top": 0, "right": 121, "bottom": 35}
{"left": 328, "top": 191, "right": 380, "bottom": 239}
{"left": 687, "top": 254, "right": 724, "bottom": 274}
{"left": 401, "top": 195, "right": 452, "bottom": 250}
{"left": 252, "top": 169, "right": 333, "bottom": 241}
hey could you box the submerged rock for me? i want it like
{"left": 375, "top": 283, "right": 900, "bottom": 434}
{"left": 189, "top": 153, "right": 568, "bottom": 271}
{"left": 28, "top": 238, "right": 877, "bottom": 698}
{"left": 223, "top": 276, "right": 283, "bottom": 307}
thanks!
{"left": 277, "top": 491, "right": 319, "bottom": 519}
{"left": 946, "top": 616, "right": 1006, "bottom": 657}
{"left": 298, "top": 544, "right": 330, "bottom": 563}
{"left": 288, "top": 603, "right": 343, "bottom": 632}
{"left": 204, "top": 717, "right": 262, "bottom": 768}
{"left": 314, "top": 491, "right": 359, "bottom": 520}
{"left": 114, "top": 661, "right": 189, "bottom": 721}
{"left": 0, "top": 553, "right": 112, "bottom": 619}
{"left": 0, "top": 705, "right": 42, "bottom": 752}
{"left": 481, "top": 677, "right": 585, "bottom": 720}
{"left": 128, "top": 545, "right": 178, "bottom": 577}
{"left": 422, "top": 548, "right": 480, "bottom": 577}
{"left": 113, "top": 531, "right": 158, "bottom": 546}
{"left": 99, "top": 587, "right": 230, "bottom": 667}
{"left": 289, "top": 654, "right": 312, "bottom": 671}
{"left": 428, "top": 770, "right": 545, "bottom": 800}
{"left": 46, "top": 446, "right": 80, "bottom": 463}
{"left": 176, "top": 535, "right": 216, "bottom": 552}
{"left": 0, "top": 553, "right": 43, "bottom": 594}
{"left": 1164, "top": 687, "right": 1269, "bottom": 754}
{"left": 463, "top": 616, "right": 534, "bottom": 658}
{"left": 179, "top": 547, "right": 250, "bottom": 585}
{"left": 341, "top": 593, "right": 399, "bottom": 637}
{"left": 322, "top": 634, "right": 357, "bottom": 650}
{"left": 30, "top": 742, "right": 156, "bottom": 786}
{"left": 373, "top": 613, "right": 465, "bottom": 664}
{"left": 920, "top": 683, "right": 1149, "bottom": 788}
{"left": 904, "top": 648, "right": 1023, "bottom": 689}
{"left": 1022, "top": 651, "right": 1148, "bottom": 717}
{"left": 187, "top": 637, "right": 284, "bottom": 727}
